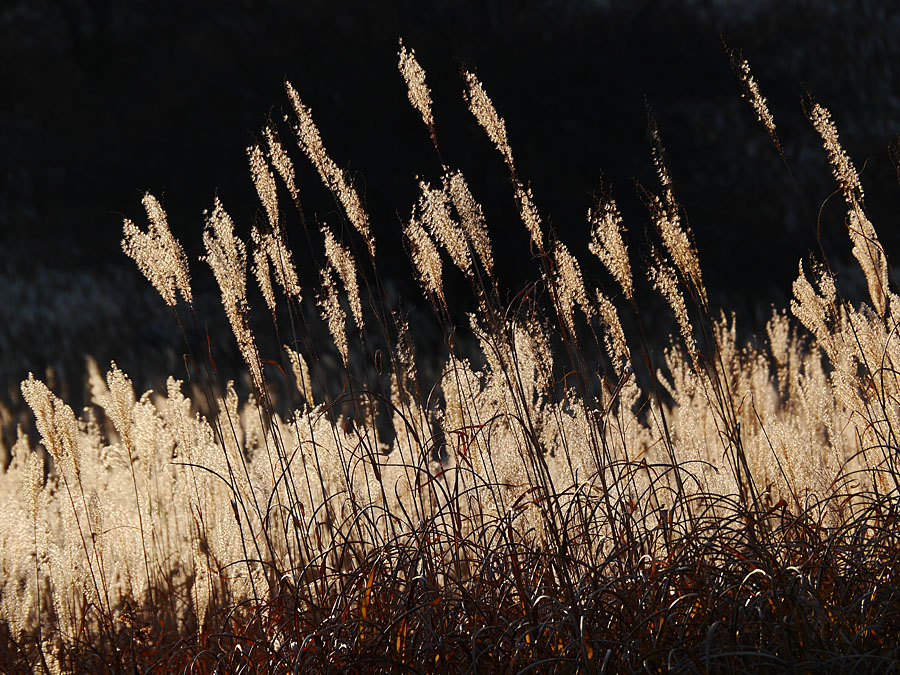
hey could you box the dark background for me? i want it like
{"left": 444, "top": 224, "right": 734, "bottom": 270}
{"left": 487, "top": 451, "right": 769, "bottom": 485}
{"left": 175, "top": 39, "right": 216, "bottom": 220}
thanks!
{"left": 2, "top": 0, "right": 900, "bottom": 447}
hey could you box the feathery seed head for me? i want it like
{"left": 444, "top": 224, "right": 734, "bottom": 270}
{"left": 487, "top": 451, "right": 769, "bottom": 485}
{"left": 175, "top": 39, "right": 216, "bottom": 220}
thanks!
{"left": 253, "top": 226, "right": 302, "bottom": 306}
{"left": 263, "top": 125, "right": 300, "bottom": 204}
{"left": 203, "top": 198, "right": 248, "bottom": 310}
{"left": 122, "top": 193, "right": 193, "bottom": 307}
{"left": 648, "top": 252, "right": 697, "bottom": 361}
{"left": 595, "top": 291, "right": 630, "bottom": 371}
{"left": 248, "top": 144, "right": 280, "bottom": 231}
{"left": 807, "top": 101, "right": 888, "bottom": 316}
{"left": 26, "top": 451, "right": 43, "bottom": 521}
{"left": 285, "top": 81, "right": 375, "bottom": 258}
{"left": 251, "top": 226, "right": 277, "bottom": 316}
{"left": 270, "top": 233, "right": 302, "bottom": 301}
{"left": 405, "top": 214, "right": 446, "bottom": 311}
{"left": 645, "top": 118, "right": 706, "bottom": 306}
{"left": 417, "top": 180, "right": 472, "bottom": 276}
{"left": 513, "top": 318, "right": 553, "bottom": 395}
{"left": 446, "top": 171, "right": 494, "bottom": 278}
{"left": 285, "top": 345, "right": 314, "bottom": 407}
{"left": 588, "top": 190, "right": 633, "bottom": 301}
{"left": 464, "top": 71, "right": 514, "bottom": 170}
{"left": 553, "top": 241, "right": 594, "bottom": 338}
{"left": 104, "top": 362, "right": 137, "bottom": 449}
{"left": 808, "top": 101, "right": 864, "bottom": 207}
{"left": 322, "top": 225, "right": 364, "bottom": 331}
{"left": 791, "top": 259, "right": 839, "bottom": 359}
{"left": 653, "top": 201, "right": 706, "bottom": 307}
{"left": 398, "top": 39, "right": 434, "bottom": 133}
{"left": 728, "top": 50, "right": 782, "bottom": 157}
{"left": 202, "top": 198, "right": 264, "bottom": 391}
{"left": 318, "top": 265, "right": 349, "bottom": 367}
{"left": 848, "top": 209, "right": 888, "bottom": 317}
{"left": 21, "top": 374, "right": 82, "bottom": 481}
{"left": 647, "top": 114, "right": 677, "bottom": 210}
{"left": 514, "top": 182, "right": 545, "bottom": 251}
{"left": 641, "top": 141, "right": 706, "bottom": 308}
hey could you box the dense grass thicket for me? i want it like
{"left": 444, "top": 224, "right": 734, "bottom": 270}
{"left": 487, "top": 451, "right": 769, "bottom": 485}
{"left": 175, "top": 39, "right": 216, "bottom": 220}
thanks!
{"left": 2, "top": 45, "right": 900, "bottom": 673}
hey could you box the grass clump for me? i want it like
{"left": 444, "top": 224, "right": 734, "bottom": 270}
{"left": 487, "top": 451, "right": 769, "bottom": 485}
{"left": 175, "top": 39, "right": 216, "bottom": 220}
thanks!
{"left": 2, "top": 46, "right": 900, "bottom": 674}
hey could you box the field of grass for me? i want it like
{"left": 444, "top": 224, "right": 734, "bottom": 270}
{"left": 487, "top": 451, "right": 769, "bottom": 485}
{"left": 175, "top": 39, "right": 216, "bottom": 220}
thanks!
{"left": 2, "top": 44, "right": 900, "bottom": 673}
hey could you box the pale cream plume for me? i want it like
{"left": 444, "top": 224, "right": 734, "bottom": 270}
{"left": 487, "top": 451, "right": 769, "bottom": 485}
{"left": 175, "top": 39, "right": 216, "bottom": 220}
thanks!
{"left": 464, "top": 71, "right": 514, "bottom": 171}
{"left": 595, "top": 291, "right": 629, "bottom": 371}
{"left": 514, "top": 182, "right": 545, "bottom": 251}
{"left": 285, "top": 82, "right": 375, "bottom": 258}
{"left": 650, "top": 192, "right": 706, "bottom": 308}
{"left": 807, "top": 103, "right": 864, "bottom": 205}
{"left": 553, "top": 241, "right": 594, "bottom": 338}
{"left": 102, "top": 363, "right": 137, "bottom": 451}
{"left": 404, "top": 215, "right": 446, "bottom": 311}
{"left": 26, "top": 451, "right": 43, "bottom": 522}
{"left": 264, "top": 125, "right": 300, "bottom": 205}
{"left": 847, "top": 209, "right": 888, "bottom": 317}
{"left": 808, "top": 102, "right": 888, "bottom": 316}
{"left": 398, "top": 39, "right": 434, "bottom": 137}
{"left": 318, "top": 265, "right": 349, "bottom": 367}
{"left": 728, "top": 50, "right": 782, "bottom": 157}
{"left": 647, "top": 120, "right": 707, "bottom": 307}
{"left": 463, "top": 72, "right": 546, "bottom": 251}
{"left": 588, "top": 191, "right": 633, "bottom": 302}
{"left": 790, "top": 259, "right": 839, "bottom": 361}
{"left": 417, "top": 180, "right": 472, "bottom": 276}
{"left": 21, "top": 374, "right": 82, "bottom": 482}
{"left": 648, "top": 253, "right": 697, "bottom": 360}
{"left": 251, "top": 224, "right": 302, "bottom": 316}
{"left": 250, "top": 226, "right": 277, "bottom": 316}
{"left": 322, "top": 225, "right": 364, "bottom": 331}
{"left": 513, "top": 318, "right": 553, "bottom": 396}
{"left": 202, "top": 198, "right": 264, "bottom": 392}
{"left": 285, "top": 344, "right": 314, "bottom": 407}
{"left": 268, "top": 230, "right": 301, "bottom": 300}
{"left": 395, "top": 317, "right": 419, "bottom": 390}
{"left": 446, "top": 171, "right": 494, "bottom": 278}
{"left": 122, "top": 193, "right": 193, "bottom": 307}
{"left": 248, "top": 144, "right": 280, "bottom": 230}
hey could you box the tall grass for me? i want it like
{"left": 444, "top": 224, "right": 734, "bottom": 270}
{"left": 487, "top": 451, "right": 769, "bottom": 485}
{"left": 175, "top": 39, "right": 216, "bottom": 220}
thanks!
{"left": 2, "top": 46, "right": 900, "bottom": 673}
